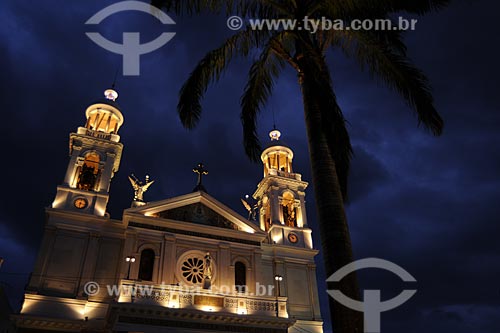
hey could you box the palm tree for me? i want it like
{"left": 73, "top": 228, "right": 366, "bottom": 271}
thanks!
{"left": 153, "top": 1, "right": 448, "bottom": 332}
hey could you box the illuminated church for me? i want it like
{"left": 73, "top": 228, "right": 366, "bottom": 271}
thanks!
{"left": 12, "top": 89, "right": 324, "bottom": 333}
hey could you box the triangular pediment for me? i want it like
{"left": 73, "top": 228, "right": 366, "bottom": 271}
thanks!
{"left": 124, "top": 191, "right": 262, "bottom": 235}
{"left": 157, "top": 202, "right": 238, "bottom": 230}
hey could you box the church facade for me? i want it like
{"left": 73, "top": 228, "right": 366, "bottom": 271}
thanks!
{"left": 12, "top": 89, "right": 324, "bottom": 333}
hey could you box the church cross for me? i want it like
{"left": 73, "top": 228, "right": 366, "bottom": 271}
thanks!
{"left": 193, "top": 162, "right": 208, "bottom": 187}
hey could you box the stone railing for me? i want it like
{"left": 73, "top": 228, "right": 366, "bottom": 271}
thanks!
{"left": 76, "top": 127, "right": 120, "bottom": 142}
{"left": 268, "top": 168, "right": 302, "bottom": 181}
{"left": 117, "top": 281, "right": 288, "bottom": 318}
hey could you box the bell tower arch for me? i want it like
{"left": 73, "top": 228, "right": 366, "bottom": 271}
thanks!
{"left": 52, "top": 88, "right": 124, "bottom": 216}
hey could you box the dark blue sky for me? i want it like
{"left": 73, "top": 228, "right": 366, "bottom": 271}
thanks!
{"left": 0, "top": 1, "right": 499, "bottom": 332}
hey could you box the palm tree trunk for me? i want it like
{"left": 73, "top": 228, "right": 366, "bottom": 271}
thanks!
{"left": 297, "top": 47, "right": 364, "bottom": 333}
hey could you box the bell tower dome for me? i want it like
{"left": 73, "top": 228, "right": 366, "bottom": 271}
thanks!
{"left": 253, "top": 129, "right": 313, "bottom": 248}
{"left": 261, "top": 129, "right": 294, "bottom": 176}
{"left": 51, "top": 88, "right": 124, "bottom": 216}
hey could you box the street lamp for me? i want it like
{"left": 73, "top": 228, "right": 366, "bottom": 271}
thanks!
{"left": 125, "top": 256, "right": 136, "bottom": 280}
{"left": 274, "top": 275, "right": 283, "bottom": 317}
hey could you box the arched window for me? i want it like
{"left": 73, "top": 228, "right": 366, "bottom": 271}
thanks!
{"left": 76, "top": 152, "right": 100, "bottom": 191}
{"left": 282, "top": 192, "right": 297, "bottom": 227}
{"left": 234, "top": 261, "right": 246, "bottom": 293}
{"left": 138, "top": 249, "right": 155, "bottom": 281}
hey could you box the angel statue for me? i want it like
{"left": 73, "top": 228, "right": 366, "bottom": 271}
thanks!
{"left": 241, "top": 195, "right": 259, "bottom": 221}
{"left": 128, "top": 174, "right": 155, "bottom": 202}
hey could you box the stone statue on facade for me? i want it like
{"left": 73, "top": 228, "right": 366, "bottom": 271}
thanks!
{"left": 203, "top": 252, "right": 213, "bottom": 289}
{"left": 128, "top": 174, "right": 155, "bottom": 202}
{"left": 241, "top": 196, "right": 258, "bottom": 221}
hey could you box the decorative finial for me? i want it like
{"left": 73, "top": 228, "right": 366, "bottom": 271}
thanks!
{"left": 269, "top": 129, "right": 281, "bottom": 141}
{"left": 193, "top": 162, "right": 208, "bottom": 192}
{"left": 104, "top": 88, "right": 119, "bottom": 101}
{"left": 128, "top": 173, "right": 154, "bottom": 202}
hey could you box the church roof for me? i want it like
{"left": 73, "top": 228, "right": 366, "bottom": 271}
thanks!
{"left": 89, "top": 98, "right": 123, "bottom": 111}
{"left": 265, "top": 138, "right": 290, "bottom": 149}
{"left": 123, "top": 191, "right": 265, "bottom": 243}
{"left": 263, "top": 128, "right": 291, "bottom": 150}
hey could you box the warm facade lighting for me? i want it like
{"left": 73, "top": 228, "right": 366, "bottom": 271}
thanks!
{"left": 125, "top": 256, "right": 136, "bottom": 280}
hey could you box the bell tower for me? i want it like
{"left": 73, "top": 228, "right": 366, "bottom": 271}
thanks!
{"left": 253, "top": 129, "right": 313, "bottom": 248}
{"left": 52, "top": 88, "right": 124, "bottom": 216}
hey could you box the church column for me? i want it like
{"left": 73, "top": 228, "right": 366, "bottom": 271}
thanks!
{"left": 274, "top": 258, "right": 285, "bottom": 296}
{"left": 121, "top": 231, "right": 136, "bottom": 278}
{"left": 99, "top": 152, "right": 116, "bottom": 193}
{"left": 250, "top": 249, "right": 263, "bottom": 294}
{"left": 229, "top": 264, "right": 235, "bottom": 292}
{"left": 270, "top": 187, "right": 281, "bottom": 225}
{"left": 154, "top": 254, "right": 161, "bottom": 283}
{"left": 162, "top": 234, "right": 176, "bottom": 284}
{"left": 218, "top": 243, "right": 231, "bottom": 288}
{"left": 297, "top": 191, "right": 308, "bottom": 227}
{"left": 63, "top": 146, "right": 82, "bottom": 186}
{"left": 27, "top": 226, "right": 57, "bottom": 291}
{"left": 246, "top": 265, "right": 254, "bottom": 294}
{"left": 259, "top": 205, "right": 266, "bottom": 231}
{"left": 129, "top": 236, "right": 140, "bottom": 280}
{"left": 77, "top": 232, "right": 100, "bottom": 297}
{"left": 308, "top": 263, "right": 322, "bottom": 320}
{"left": 159, "top": 238, "right": 165, "bottom": 282}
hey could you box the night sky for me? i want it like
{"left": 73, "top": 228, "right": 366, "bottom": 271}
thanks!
{"left": 1, "top": 1, "right": 499, "bottom": 332}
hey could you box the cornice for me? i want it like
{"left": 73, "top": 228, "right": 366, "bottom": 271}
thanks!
{"left": 11, "top": 314, "right": 85, "bottom": 331}
{"left": 261, "top": 243, "right": 319, "bottom": 258}
{"left": 253, "top": 175, "right": 308, "bottom": 198}
{"left": 108, "top": 303, "right": 296, "bottom": 330}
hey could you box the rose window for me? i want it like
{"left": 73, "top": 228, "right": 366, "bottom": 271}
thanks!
{"left": 181, "top": 257, "right": 205, "bottom": 284}
{"left": 176, "top": 250, "right": 216, "bottom": 286}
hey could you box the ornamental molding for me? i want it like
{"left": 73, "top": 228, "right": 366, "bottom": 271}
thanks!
{"left": 11, "top": 315, "right": 85, "bottom": 331}
{"left": 253, "top": 176, "right": 308, "bottom": 199}
{"left": 70, "top": 133, "right": 123, "bottom": 150}
{"left": 107, "top": 303, "right": 295, "bottom": 331}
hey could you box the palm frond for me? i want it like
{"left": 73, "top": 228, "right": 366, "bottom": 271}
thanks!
{"left": 153, "top": 0, "right": 289, "bottom": 17}
{"left": 240, "top": 1, "right": 292, "bottom": 18}
{"left": 337, "top": 30, "right": 443, "bottom": 135}
{"left": 322, "top": 0, "right": 450, "bottom": 20}
{"left": 177, "top": 27, "right": 268, "bottom": 129}
{"left": 381, "top": 0, "right": 451, "bottom": 15}
{"left": 152, "top": 0, "right": 230, "bottom": 15}
{"left": 240, "top": 35, "right": 287, "bottom": 161}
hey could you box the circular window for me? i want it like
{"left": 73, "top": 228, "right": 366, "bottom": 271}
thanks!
{"left": 181, "top": 257, "right": 205, "bottom": 284}
{"left": 175, "top": 250, "right": 216, "bottom": 286}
